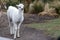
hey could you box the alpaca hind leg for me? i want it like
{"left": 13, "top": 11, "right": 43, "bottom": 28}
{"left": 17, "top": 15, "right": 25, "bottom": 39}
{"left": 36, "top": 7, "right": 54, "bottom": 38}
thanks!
{"left": 7, "top": 17, "right": 13, "bottom": 35}
{"left": 13, "top": 23, "right": 17, "bottom": 39}
{"left": 10, "top": 25, "right": 13, "bottom": 35}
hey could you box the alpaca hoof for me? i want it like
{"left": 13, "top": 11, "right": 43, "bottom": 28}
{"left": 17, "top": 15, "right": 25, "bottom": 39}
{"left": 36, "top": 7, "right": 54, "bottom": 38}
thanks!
{"left": 10, "top": 33, "right": 13, "bottom": 35}
{"left": 14, "top": 37, "right": 16, "bottom": 40}
{"left": 17, "top": 36, "right": 20, "bottom": 38}
{"left": 13, "top": 38, "right": 16, "bottom": 40}
{"left": 11, "top": 34, "right": 14, "bottom": 36}
{"left": 10, "top": 33, "right": 14, "bottom": 36}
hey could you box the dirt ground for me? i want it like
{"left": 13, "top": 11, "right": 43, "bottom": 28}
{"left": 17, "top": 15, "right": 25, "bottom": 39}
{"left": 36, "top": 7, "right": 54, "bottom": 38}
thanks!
{"left": 0, "top": 13, "right": 57, "bottom": 40}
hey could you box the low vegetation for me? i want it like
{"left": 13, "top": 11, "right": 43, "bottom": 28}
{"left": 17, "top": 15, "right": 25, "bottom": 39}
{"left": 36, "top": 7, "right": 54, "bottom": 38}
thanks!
{"left": 25, "top": 17, "right": 60, "bottom": 37}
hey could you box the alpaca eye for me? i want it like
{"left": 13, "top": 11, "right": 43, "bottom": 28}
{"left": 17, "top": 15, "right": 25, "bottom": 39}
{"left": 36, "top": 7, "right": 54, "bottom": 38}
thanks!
{"left": 19, "top": 7, "right": 21, "bottom": 8}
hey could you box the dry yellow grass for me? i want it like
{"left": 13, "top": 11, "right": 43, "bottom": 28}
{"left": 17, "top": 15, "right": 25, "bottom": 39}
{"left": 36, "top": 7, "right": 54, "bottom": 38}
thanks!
{"left": 50, "top": 0, "right": 60, "bottom": 7}
{"left": 38, "top": 3, "right": 58, "bottom": 16}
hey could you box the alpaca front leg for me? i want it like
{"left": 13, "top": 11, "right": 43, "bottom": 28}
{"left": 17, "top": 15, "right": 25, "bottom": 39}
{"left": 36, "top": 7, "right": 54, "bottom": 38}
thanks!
{"left": 17, "top": 22, "right": 22, "bottom": 37}
{"left": 17, "top": 29, "right": 20, "bottom": 37}
{"left": 17, "top": 24, "right": 20, "bottom": 37}
{"left": 14, "top": 23, "right": 17, "bottom": 39}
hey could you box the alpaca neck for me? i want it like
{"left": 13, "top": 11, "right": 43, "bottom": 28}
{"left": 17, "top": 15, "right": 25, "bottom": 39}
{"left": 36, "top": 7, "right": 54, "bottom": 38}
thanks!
{"left": 18, "top": 9, "right": 24, "bottom": 16}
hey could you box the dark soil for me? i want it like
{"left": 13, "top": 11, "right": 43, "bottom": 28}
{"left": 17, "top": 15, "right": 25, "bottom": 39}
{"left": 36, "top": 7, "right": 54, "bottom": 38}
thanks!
{"left": 0, "top": 13, "right": 57, "bottom": 40}
{"left": 24, "top": 14, "right": 58, "bottom": 24}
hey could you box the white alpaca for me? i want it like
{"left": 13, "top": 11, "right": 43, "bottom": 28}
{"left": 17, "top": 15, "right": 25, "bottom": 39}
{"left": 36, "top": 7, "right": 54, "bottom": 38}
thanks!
{"left": 7, "top": 4, "right": 24, "bottom": 39}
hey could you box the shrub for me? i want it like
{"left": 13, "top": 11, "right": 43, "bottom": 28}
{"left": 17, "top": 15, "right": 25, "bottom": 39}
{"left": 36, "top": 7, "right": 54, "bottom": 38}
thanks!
{"left": 24, "top": 0, "right": 35, "bottom": 13}
{"left": 49, "top": 1, "right": 60, "bottom": 15}
{"left": 42, "top": 0, "right": 54, "bottom": 3}
{"left": 55, "top": 6, "right": 60, "bottom": 15}
{"left": 28, "top": 1, "right": 44, "bottom": 14}
{"left": 33, "top": 3, "right": 44, "bottom": 13}
{"left": 6, "top": 0, "right": 19, "bottom": 8}
{"left": 24, "top": 2, "right": 29, "bottom": 13}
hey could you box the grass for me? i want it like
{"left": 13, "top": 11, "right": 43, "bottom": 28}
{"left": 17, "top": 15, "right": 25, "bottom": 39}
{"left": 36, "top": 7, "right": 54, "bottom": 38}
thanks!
{"left": 24, "top": 18, "right": 60, "bottom": 37}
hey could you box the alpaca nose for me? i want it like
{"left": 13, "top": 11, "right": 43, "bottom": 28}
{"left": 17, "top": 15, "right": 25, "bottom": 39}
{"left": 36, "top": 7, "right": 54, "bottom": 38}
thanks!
{"left": 21, "top": 8, "right": 24, "bottom": 10}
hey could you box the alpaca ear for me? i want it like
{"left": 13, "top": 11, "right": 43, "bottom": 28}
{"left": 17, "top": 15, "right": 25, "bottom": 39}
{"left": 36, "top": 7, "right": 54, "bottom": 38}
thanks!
{"left": 23, "top": 5, "right": 24, "bottom": 7}
{"left": 16, "top": 5, "right": 19, "bottom": 7}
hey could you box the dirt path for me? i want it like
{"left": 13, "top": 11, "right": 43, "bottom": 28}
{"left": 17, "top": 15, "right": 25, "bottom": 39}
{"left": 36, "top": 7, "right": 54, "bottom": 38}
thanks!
{"left": 0, "top": 13, "right": 56, "bottom": 40}
{"left": 0, "top": 25, "right": 52, "bottom": 40}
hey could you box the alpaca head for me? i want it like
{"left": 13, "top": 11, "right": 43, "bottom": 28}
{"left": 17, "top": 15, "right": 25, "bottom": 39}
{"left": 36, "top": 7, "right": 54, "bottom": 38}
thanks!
{"left": 16, "top": 3, "right": 24, "bottom": 10}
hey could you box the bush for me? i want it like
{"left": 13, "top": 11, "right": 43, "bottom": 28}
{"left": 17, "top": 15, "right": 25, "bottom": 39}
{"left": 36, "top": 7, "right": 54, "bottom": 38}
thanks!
{"left": 33, "top": 3, "right": 44, "bottom": 13}
{"left": 42, "top": 0, "right": 54, "bottom": 3}
{"left": 55, "top": 6, "right": 60, "bottom": 15}
{"left": 49, "top": 1, "right": 60, "bottom": 15}
{"left": 24, "top": 0, "right": 35, "bottom": 13}
{"left": 28, "top": 1, "right": 44, "bottom": 14}
{"left": 24, "top": 2, "right": 29, "bottom": 13}
{"left": 6, "top": 0, "right": 19, "bottom": 9}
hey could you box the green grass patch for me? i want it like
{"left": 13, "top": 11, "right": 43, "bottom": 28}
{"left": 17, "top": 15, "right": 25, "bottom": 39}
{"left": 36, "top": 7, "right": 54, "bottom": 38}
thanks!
{"left": 25, "top": 18, "right": 60, "bottom": 37}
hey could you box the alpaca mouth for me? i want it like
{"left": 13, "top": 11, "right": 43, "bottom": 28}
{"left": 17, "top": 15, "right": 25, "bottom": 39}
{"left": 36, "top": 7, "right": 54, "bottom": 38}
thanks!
{"left": 21, "top": 8, "right": 24, "bottom": 10}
